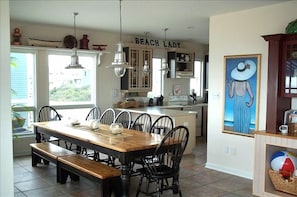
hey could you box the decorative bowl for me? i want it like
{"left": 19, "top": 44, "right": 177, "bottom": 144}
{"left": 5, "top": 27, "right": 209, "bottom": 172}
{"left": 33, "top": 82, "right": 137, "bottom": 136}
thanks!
{"left": 110, "top": 123, "right": 123, "bottom": 134}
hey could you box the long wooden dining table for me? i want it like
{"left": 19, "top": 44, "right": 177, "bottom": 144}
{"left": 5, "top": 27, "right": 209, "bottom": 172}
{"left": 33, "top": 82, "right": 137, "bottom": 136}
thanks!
{"left": 32, "top": 121, "right": 164, "bottom": 197}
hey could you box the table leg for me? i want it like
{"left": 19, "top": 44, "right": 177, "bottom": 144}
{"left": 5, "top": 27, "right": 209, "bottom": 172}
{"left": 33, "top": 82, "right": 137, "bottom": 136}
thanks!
{"left": 35, "top": 127, "right": 41, "bottom": 142}
{"left": 120, "top": 162, "right": 131, "bottom": 197}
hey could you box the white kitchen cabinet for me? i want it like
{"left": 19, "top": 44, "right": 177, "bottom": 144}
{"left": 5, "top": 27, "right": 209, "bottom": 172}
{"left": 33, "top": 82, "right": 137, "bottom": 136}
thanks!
{"left": 183, "top": 106, "right": 202, "bottom": 136}
{"left": 116, "top": 107, "right": 196, "bottom": 155}
{"left": 121, "top": 45, "right": 153, "bottom": 92}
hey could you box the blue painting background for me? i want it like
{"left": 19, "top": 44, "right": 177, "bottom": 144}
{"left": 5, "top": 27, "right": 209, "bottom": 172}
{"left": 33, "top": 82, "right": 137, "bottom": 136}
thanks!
{"left": 224, "top": 56, "right": 258, "bottom": 132}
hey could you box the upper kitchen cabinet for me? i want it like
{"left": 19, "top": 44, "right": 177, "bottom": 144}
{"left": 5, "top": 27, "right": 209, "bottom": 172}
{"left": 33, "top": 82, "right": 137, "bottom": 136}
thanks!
{"left": 121, "top": 46, "right": 153, "bottom": 92}
{"left": 280, "top": 34, "right": 297, "bottom": 97}
{"left": 167, "top": 49, "right": 194, "bottom": 78}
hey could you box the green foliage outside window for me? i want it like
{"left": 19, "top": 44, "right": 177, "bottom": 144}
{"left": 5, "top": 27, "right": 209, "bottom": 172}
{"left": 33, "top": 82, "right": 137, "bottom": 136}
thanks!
{"left": 50, "top": 84, "right": 91, "bottom": 102}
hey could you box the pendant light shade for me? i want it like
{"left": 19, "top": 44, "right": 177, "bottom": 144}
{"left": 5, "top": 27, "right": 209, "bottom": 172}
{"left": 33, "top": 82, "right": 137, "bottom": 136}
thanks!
{"left": 160, "top": 28, "right": 169, "bottom": 75}
{"left": 65, "top": 12, "right": 84, "bottom": 69}
{"left": 106, "top": 42, "right": 131, "bottom": 68}
{"left": 106, "top": 0, "right": 132, "bottom": 77}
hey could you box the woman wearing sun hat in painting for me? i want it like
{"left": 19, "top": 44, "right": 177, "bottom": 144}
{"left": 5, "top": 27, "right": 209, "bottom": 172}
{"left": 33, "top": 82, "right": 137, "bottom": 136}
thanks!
{"left": 227, "top": 60, "right": 256, "bottom": 133}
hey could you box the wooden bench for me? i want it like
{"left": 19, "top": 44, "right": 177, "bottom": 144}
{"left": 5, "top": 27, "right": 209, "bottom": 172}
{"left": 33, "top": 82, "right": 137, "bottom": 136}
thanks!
{"left": 58, "top": 155, "right": 122, "bottom": 197}
{"left": 30, "top": 142, "right": 75, "bottom": 167}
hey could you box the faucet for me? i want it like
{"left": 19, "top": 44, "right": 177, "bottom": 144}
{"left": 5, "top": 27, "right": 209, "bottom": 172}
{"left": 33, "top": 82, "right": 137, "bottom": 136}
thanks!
{"left": 189, "top": 91, "right": 197, "bottom": 104}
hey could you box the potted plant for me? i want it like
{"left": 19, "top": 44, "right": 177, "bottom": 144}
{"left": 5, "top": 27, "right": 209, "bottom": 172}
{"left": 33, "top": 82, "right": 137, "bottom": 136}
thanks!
{"left": 11, "top": 105, "right": 26, "bottom": 129}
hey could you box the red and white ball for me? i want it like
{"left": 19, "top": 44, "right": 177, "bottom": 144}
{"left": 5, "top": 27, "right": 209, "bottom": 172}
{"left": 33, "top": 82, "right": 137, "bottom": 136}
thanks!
{"left": 270, "top": 151, "right": 297, "bottom": 178}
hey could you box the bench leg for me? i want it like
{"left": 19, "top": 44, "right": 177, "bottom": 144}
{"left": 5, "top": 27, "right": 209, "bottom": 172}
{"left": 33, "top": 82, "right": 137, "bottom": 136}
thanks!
{"left": 58, "top": 166, "right": 80, "bottom": 184}
{"left": 31, "top": 152, "right": 41, "bottom": 166}
{"left": 43, "top": 159, "right": 50, "bottom": 165}
{"left": 102, "top": 180, "right": 112, "bottom": 197}
{"left": 59, "top": 167, "right": 69, "bottom": 184}
{"left": 70, "top": 173, "right": 80, "bottom": 181}
{"left": 100, "top": 177, "right": 121, "bottom": 197}
{"left": 112, "top": 177, "right": 121, "bottom": 197}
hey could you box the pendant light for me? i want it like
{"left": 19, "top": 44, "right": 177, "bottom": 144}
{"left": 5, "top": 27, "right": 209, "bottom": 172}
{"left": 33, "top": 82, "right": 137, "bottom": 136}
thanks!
{"left": 65, "top": 12, "right": 84, "bottom": 69}
{"left": 160, "top": 28, "right": 170, "bottom": 75}
{"left": 106, "top": 0, "right": 132, "bottom": 77}
{"left": 142, "top": 31, "right": 150, "bottom": 76}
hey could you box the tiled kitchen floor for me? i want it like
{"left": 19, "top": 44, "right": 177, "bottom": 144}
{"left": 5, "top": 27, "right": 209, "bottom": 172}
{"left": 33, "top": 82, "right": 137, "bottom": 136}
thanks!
{"left": 14, "top": 137, "right": 255, "bottom": 197}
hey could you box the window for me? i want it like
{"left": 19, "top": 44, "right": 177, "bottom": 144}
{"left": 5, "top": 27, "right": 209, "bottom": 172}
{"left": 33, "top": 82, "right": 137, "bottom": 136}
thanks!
{"left": 48, "top": 52, "right": 97, "bottom": 120}
{"left": 190, "top": 60, "right": 203, "bottom": 97}
{"left": 148, "top": 58, "right": 162, "bottom": 98}
{"left": 11, "top": 51, "right": 36, "bottom": 135}
{"left": 48, "top": 54, "right": 96, "bottom": 106}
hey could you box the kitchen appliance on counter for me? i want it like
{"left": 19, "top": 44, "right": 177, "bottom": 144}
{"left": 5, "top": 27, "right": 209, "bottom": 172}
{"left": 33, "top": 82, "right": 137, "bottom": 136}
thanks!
{"left": 156, "top": 95, "right": 164, "bottom": 106}
{"left": 148, "top": 95, "right": 164, "bottom": 106}
{"left": 167, "top": 95, "right": 189, "bottom": 106}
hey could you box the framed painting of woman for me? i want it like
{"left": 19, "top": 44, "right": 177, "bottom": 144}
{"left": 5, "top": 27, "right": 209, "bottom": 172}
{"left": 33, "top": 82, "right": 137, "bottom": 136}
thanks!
{"left": 223, "top": 54, "right": 261, "bottom": 137}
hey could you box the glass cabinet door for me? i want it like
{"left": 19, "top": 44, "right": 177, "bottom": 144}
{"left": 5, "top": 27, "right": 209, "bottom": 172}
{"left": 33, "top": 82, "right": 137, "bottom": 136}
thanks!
{"left": 129, "top": 48, "right": 139, "bottom": 89}
{"left": 283, "top": 40, "right": 297, "bottom": 96}
{"left": 123, "top": 46, "right": 152, "bottom": 92}
{"left": 140, "top": 48, "right": 152, "bottom": 89}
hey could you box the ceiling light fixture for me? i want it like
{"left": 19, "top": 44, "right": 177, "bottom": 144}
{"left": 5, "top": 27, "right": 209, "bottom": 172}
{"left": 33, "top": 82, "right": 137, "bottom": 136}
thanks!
{"left": 106, "top": 0, "right": 132, "bottom": 77}
{"left": 65, "top": 12, "right": 84, "bottom": 69}
{"left": 142, "top": 31, "right": 150, "bottom": 76}
{"left": 160, "top": 28, "right": 170, "bottom": 75}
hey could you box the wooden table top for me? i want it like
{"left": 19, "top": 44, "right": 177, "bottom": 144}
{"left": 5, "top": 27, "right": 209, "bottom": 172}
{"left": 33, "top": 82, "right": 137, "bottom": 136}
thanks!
{"left": 32, "top": 121, "right": 163, "bottom": 153}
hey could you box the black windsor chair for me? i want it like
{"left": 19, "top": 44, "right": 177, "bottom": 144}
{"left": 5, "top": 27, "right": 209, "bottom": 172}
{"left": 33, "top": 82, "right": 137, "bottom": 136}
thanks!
{"left": 93, "top": 108, "right": 116, "bottom": 164}
{"left": 136, "top": 125, "right": 189, "bottom": 197}
{"left": 114, "top": 110, "right": 132, "bottom": 129}
{"left": 37, "top": 105, "right": 68, "bottom": 148}
{"left": 130, "top": 113, "right": 152, "bottom": 132}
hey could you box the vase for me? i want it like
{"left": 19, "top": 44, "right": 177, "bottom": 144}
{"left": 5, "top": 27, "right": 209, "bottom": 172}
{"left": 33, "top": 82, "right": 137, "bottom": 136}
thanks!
{"left": 80, "top": 34, "right": 89, "bottom": 50}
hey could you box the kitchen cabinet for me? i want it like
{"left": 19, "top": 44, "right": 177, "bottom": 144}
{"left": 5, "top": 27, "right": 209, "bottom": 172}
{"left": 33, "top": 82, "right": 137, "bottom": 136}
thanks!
{"left": 162, "top": 104, "right": 208, "bottom": 137}
{"left": 167, "top": 49, "right": 194, "bottom": 78}
{"left": 262, "top": 34, "right": 292, "bottom": 132}
{"left": 115, "top": 107, "right": 196, "bottom": 155}
{"left": 280, "top": 34, "right": 297, "bottom": 97}
{"left": 183, "top": 106, "right": 202, "bottom": 136}
{"left": 121, "top": 46, "right": 152, "bottom": 92}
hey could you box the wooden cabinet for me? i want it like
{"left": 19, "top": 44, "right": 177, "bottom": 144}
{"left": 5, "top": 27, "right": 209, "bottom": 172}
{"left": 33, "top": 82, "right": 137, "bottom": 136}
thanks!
{"left": 167, "top": 50, "right": 194, "bottom": 78}
{"left": 280, "top": 34, "right": 297, "bottom": 96}
{"left": 262, "top": 34, "right": 292, "bottom": 132}
{"left": 253, "top": 132, "right": 297, "bottom": 197}
{"left": 121, "top": 46, "right": 152, "bottom": 92}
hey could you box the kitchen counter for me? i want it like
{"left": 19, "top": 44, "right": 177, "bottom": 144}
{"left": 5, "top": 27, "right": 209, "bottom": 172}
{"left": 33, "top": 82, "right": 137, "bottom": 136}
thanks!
{"left": 116, "top": 106, "right": 198, "bottom": 155}
{"left": 116, "top": 106, "right": 197, "bottom": 117}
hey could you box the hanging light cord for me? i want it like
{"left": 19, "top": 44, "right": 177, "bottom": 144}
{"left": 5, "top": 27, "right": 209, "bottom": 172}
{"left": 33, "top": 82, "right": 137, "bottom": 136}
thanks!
{"left": 119, "top": 0, "right": 122, "bottom": 43}
{"left": 164, "top": 28, "right": 168, "bottom": 45}
{"left": 73, "top": 12, "right": 78, "bottom": 48}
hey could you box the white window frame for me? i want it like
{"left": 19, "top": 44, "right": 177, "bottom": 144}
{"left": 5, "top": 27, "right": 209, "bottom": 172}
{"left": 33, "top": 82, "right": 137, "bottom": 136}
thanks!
{"left": 190, "top": 60, "right": 204, "bottom": 98}
{"left": 11, "top": 47, "right": 37, "bottom": 135}
{"left": 46, "top": 49, "right": 98, "bottom": 120}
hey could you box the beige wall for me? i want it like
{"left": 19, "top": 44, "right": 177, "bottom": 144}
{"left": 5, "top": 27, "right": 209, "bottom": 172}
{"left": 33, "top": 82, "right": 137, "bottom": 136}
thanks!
{"left": 207, "top": 1, "right": 297, "bottom": 179}
{"left": 0, "top": 1, "right": 14, "bottom": 196}
{"left": 10, "top": 21, "right": 207, "bottom": 109}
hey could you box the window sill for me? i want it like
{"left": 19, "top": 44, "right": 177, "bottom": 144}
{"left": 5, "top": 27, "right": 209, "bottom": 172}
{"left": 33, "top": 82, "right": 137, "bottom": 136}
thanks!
{"left": 13, "top": 128, "right": 34, "bottom": 138}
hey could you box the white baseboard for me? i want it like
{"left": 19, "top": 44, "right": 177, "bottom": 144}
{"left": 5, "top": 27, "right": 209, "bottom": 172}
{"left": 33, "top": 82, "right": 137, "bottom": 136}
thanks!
{"left": 205, "top": 162, "right": 253, "bottom": 180}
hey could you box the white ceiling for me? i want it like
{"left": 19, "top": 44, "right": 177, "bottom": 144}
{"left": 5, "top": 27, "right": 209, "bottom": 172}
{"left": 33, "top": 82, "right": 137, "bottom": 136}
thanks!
{"left": 9, "top": 0, "right": 288, "bottom": 44}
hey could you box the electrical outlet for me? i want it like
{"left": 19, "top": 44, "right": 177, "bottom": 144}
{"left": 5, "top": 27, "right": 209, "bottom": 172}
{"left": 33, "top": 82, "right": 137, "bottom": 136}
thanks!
{"left": 230, "top": 147, "right": 236, "bottom": 156}
{"left": 225, "top": 146, "right": 229, "bottom": 154}
{"left": 112, "top": 89, "right": 118, "bottom": 98}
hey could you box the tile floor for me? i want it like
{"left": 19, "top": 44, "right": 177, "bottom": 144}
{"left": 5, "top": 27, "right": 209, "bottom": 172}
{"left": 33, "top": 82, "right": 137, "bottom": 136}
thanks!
{"left": 13, "top": 137, "right": 255, "bottom": 197}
